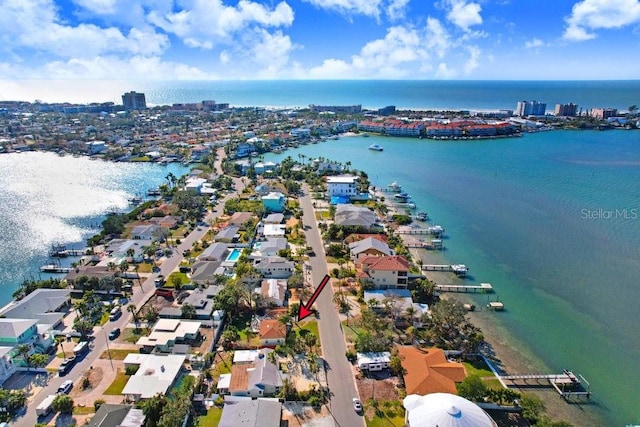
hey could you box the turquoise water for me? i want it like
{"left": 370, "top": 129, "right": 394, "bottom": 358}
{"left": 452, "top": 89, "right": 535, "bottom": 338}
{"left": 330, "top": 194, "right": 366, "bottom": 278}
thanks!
{"left": 264, "top": 130, "right": 640, "bottom": 426}
{"left": 226, "top": 248, "right": 242, "bottom": 262}
{"left": 0, "top": 152, "right": 189, "bottom": 299}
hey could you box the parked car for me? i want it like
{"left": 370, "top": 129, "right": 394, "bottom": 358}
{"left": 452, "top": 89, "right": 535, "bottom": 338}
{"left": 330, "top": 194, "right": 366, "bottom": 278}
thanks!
{"left": 352, "top": 398, "right": 362, "bottom": 412}
{"left": 58, "top": 356, "right": 76, "bottom": 376}
{"left": 108, "top": 328, "right": 121, "bottom": 340}
{"left": 57, "top": 380, "right": 73, "bottom": 394}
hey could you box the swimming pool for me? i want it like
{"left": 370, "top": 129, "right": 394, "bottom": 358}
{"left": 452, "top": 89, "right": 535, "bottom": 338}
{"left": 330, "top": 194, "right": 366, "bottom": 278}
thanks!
{"left": 225, "top": 248, "right": 242, "bottom": 262}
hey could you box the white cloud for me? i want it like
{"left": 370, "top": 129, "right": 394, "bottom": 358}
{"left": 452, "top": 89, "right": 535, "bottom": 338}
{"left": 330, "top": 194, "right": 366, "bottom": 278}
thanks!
{"left": 147, "top": 0, "right": 294, "bottom": 49}
{"left": 464, "top": 45, "right": 480, "bottom": 74}
{"left": 524, "top": 38, "right": 544, "bottom": 49}
{"left": 435, "top": 62, "right": 457, "bottom": 78}
{"left": 564, "top": 0, "right": 640, "bottom": 41}
{"left": 445, "top": 0, "right": 483, "bottom": 30}
{"left": 302, "top": 0, "right": 409, "bottom": 21}
{"left": 425, "top": 17, "right": 450, "bottom": 58}
{"left": 72, "top": 0, "right": 118, "bottom": 15}
{"left": 0, "top": 0, "right": 169, "bottom": 58}
{"left": 308, "top": 25, "right": 430, "bottom": 78}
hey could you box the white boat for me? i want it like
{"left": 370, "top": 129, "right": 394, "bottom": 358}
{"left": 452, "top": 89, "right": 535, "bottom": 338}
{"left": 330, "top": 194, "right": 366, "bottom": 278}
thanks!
{"left": 368, "top": 144, "right": 383, "bottom": 151}
{"left": 394, "top": 192, "right": 410, "bottom": 201}
{"left": 407, "top": 202, "right": 416, "bottom": 209}
{"left": 386, "top": 181, "right": 402, "bottom": 192}
{"left": 416, "top": 211, "right": 428, "bottom": 221}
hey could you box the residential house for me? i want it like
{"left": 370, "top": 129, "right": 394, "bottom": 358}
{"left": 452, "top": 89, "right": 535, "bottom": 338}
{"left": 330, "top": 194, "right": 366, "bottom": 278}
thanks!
{"left": 228, "top": 348, "right": 283, "bottom": 397}
{"left": 259, "top": 319, "right": 287, "bottom": 346}
{"left": 358, "top": 255, "right": 411, "bottom": 289}
{"left": 403, "top": 393, "right": 497, "bottom": 427}
{"left": 130, "top": 224, "right": 163, "bottom": 241}
{"left": 252, "top": 238, "right": 288, "bottom": 258}
{"left": 86, "top": 404, "right": 145, "bottom": 427}
{"left": 214, "top": 225, "right": 240, "bottom": 243}
{"left": 261, "top": 224, "right": 286, "bottom": 238}
{"left": 136, "top": 319, "right": 201, "bottom": 353}
{"left": 253, "top": 256, "right": 295, "bottom": 279}
{"left": 356, "top": 352, "right": 391, "bottom": 371}
{"left": 86, "top": 140, "right": 107, "bottom": 154}
{"left": 0, "top": 318, "right": 52, "bottom": 365}
{"left": 262, "top": 192, "right": 286, "bottom": 213}
{"left": 228, "top": 212, "right": 254, "bottom": 229}
{"left": 121, "top": 354, "right": 186, "bottom": 401}
{"left": 254, "top": 161, "right": 277, "bottom": 175}
{"left": 263, "top": 213, "right": 284, "bottom": 224}
{"left": 259, "top": 279, "right": 287, "bottom": 307}
{"left": 349, "top": 237, "right": 392, "bottom": 264}
{"left": 334, "top": 204, "right": 377, "bottom": 227}
{"left": 235, "top": 142, "right": 256, "bottom": 158}
{"left": 105, "top": 239, "right": 151, "bottom": 263}
{"left": 148, "top": 215, "right": 182, "bottom": 229}
{"left": 0, "top": 347, "right": 16, "bottom": 386}
{"left": 0, "top": 288, "right": 70, "bottom": 327}
{"left": 189, "top": 260, "right": 226, "bottom": 285}
{"left": 397, "top": 346, "right": 467, "bottom": 395}
{"left": 364, "top": 289, "right": 426, "bottom": 325}
{"left": 218, "top": 397, "right": 282, "bottom": 427}
{"left": 198, "top": 242, "right": 228, "bottom": 262}
{"left": 326, "top": 175, "right": 358, "bottom": 198}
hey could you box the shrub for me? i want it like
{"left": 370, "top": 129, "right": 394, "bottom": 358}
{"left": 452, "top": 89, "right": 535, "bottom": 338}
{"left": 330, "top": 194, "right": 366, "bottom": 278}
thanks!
{"left": 94, "top": 399, "right": 105, "bottom": 411}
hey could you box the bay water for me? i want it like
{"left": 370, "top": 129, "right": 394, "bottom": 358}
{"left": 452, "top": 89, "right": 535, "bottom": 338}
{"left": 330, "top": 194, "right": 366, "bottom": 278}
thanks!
{"left": 264, "top": 129, "right": 640, "bottom": 426}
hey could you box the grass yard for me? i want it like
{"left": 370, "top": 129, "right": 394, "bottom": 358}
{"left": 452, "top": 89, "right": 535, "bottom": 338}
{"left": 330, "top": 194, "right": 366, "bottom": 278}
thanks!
{"left": 104, "top": 370, "right": 130, "bottom": 395}
{"left": 100, "top": 349, "right": 139, "bottom": 360}
{"left": 463, "top": 359, "right": 494, "bottom": 378}
{"left": 73, "top": 406, "right": 96, "bottom": 415}
{"left": 136, "top": 263, "right": 152, "bottom": 273}
{"left": 365, "top": 401, "right": 405, "bottom": 427}
{"left": 121, "top": 327, "right": 149, "bottom": 343}
{"left": 197, "top": 406, "right": 223, "bottom": 426}
{"left": 166, "top": 272, "right": 189, "bottom": 287}
{"left": 211, "top": 352, "right": 233, "bottom": 377}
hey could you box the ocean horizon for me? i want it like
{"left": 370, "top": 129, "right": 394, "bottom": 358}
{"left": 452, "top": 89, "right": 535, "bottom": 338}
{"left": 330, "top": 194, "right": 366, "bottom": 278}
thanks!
{"left": 2, "top": 79, "right": 640, "bottom": 112}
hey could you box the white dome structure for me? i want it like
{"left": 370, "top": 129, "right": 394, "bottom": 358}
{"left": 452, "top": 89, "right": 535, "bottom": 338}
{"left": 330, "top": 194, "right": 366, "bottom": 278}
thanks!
{"left": 403, "top": 393, "right": 497, "bottom": 427}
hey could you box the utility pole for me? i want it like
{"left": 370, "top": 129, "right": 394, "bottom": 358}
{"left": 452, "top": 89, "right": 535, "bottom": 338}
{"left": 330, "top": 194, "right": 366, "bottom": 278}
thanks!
{"left": 103, "top": 329, "right": 114, "bottom": 371}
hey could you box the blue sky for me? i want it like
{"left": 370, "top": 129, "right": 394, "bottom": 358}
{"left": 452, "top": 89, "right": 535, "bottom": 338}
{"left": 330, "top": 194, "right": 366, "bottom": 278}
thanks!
{"left": 1, "top": 0, "right": 640, "bottom": 82}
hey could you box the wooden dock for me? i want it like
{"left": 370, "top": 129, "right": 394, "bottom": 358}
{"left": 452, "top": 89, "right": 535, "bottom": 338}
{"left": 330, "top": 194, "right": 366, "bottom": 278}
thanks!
{"left": 40, "top": 264, "right": 71, "bottom": 273}
{"left": 406, "top": 239, "right": 443, "bottom": 250}
{"left": 435, "top": 282, "right": 493, "bottom": 293}
{"left": 49, "top": 249, "right": 85, "bottom": 257}
{"left": 422, "top": 264, "right": 468, "bottom": 276}
{"left": 500, "top": 370, "right": 592, "bottom": 401}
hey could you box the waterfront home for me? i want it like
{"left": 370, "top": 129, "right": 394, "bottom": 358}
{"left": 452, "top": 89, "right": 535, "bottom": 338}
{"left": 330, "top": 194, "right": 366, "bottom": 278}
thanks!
{"left": 0, "top": 318, "right": 54, "bottom": 366}
{"left": 259, "top": 320, "right": 287, "bottom": 347}
{"left": 254, "top": 161, "right": 277, "bottom": 175}
{"left": 326, "top": 175, "right": 358, "bottom": 198}
{"left": 349, "top": 236, "right": 393, "bottom": 264}
{"left": 253, "top": 256, "right": 294, "bottom": 279}
{"left": 262, "top": 192, "right": 286, "bottom": 213}
{"left": 85, "top": 140, "right": 107, "bottom": 154}
{"left": 334, "top": 204, "right": 377, "bottom": 228}
{"left": 0, "top": 288, "right": 70, "bottom": 326}
{"left": 403, "top": 393, "right": 497, "bottom": 427}
{"left": 121, "top": 354, "right": 186, "bottom": 401}
{"left": 105, "top": 238, "right": 151, "bottom": 263}
{"left": 130, "top": 224, "right": 163, "bottom": 241}
{"left": 358, "top": 255, "right": 411, "bottom": 289}
{"left": 227, "top": 348, "right": 283, "bottom": 397}
{"left": 218, "top": 397, "right": 282, "bottom": 427}
{"left": 87, "top": 404, "right": 145, "bottom": 427}
{"left": 397, "top": 346, "right": 467, "bottom": 395}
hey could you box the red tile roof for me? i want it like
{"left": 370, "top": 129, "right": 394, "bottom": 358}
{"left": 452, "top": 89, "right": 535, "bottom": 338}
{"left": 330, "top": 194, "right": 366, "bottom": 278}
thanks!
{"left": 397, "top": 346, "right": 467, "bottom": 395}
{"left": 259, "top": 319, "right": 286, "bottom": 340}
{"left": 361, "top": 255, "right": 410, "bottom": 272}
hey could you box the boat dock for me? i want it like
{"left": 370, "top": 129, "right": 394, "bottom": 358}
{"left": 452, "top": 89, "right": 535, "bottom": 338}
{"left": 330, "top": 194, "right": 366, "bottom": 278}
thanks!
{"left": 499, "top": 370, "right": 592, "bottom": 401}
{"left": 49, "top": 249, "right": 85, "bottom": 257}
{"left": 406, "top": 239, "right": 443, "bottom": 250}
{"left": 40, "top": 264, "right": 71, "bottom": 273}
{"left": 435, "top": 282, "right": 493, "bottom": 293}
{"left": 422, "top": 264, "right": 469, "bottom": 276}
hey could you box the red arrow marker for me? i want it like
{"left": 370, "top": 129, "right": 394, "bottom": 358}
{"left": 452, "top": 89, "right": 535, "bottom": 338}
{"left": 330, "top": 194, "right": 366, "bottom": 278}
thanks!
{"left": 298, "top": 274, "right": 330, "bottom": 321}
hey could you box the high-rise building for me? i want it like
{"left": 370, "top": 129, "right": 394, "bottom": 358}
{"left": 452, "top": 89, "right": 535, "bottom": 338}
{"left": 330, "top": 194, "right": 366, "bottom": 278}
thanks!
{"left": 122, "top": 91, "right": 147, "bottom": 110}
{"left": 554, "top": 103, "right": 578, "bottom": 117}
{"left": 515, "top": 100, "right": 546, "bottom": 117}
{"left": 590, "top": 108, "right": 618, "bottom": 120}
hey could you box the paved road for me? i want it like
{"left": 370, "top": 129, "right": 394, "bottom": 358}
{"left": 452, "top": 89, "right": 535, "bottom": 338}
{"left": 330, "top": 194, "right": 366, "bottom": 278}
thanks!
{"left": 299, "top": 185, "right": 364, "bottom": 427}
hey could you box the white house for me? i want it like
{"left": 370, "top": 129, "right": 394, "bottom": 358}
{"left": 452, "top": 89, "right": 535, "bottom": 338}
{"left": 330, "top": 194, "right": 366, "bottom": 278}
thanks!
{"left": 326, "top": 175, "right": 358, "bottom": 197}
{"left": 121, "top": 354, "right": 186, "bottom": 401}
{"left": 136, "top": 319, "right": 201, "bottom": 353}
{"left": 228, "top": 348, "right": 283, "bottom": 397}
{"left": 356, "top": 352, "right": 391, "bottom": 371}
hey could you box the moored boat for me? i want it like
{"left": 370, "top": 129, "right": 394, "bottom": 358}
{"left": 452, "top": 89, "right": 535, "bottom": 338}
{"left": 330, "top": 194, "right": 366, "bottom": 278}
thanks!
{"left": 368, "top": 144, "right": 383, "bottom": 151}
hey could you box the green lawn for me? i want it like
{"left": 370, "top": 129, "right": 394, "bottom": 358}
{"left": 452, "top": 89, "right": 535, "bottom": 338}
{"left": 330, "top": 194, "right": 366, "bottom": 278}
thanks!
{"left": 463, "top": 359, "right": 495, "bottom": 378}
{"left": 104, "top": 370, "right": 129, "bottom": 395}
{"left": 212, "top": 352, "right": 233, "bottom": 377}
{"left": 166, "top": 272, "right": 189, "bottom": 287}
{"left": 100, "top": 349, "right": 139, "bottom": 360}
{"left": 73, "top": 406, "right": 96, "bottom": 415}
{"left": 121, "top": 327, "right": 148, "bottom": 343}
{"left": 136, "top": 263, "right": 152, "bottom": 273}
{"left": 197, "top": 407, "right": 223, "bottom": 426}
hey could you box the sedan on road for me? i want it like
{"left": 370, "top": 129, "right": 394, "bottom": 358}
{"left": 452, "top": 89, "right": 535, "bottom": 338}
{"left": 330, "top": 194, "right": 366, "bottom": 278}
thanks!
{"left": 108, "top": 328, "right": 120, "bottom": 340}
{"left": 352, "top": 398, "right": 362, "bottom": 413}
{"left": 57, "top": 380, "right": 73, "bottom": 394}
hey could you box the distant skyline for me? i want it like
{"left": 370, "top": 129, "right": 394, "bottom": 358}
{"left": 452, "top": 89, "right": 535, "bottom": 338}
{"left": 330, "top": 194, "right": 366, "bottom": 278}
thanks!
{"left": 1, "top": 0, "right": 640, "bottom": 84}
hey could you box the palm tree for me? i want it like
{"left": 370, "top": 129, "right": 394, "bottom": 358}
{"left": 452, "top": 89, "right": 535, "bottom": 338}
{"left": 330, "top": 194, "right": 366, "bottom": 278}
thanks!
{"left": 128, "top": 305, "right": 140, "bottom": 330}
{"left": 16, "top": 344, "right": 31, "bottom": 370}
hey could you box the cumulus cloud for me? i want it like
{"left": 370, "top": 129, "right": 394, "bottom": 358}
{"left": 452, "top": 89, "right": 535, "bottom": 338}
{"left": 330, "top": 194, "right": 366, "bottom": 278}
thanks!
{"left": 524, "top": 38, "right": 544, "bottom": 49}
{"left": 445, "top": 0, "right": 483, "bottom": 30}
{"left": 425, "top": 17, "right": 450, "bottom": 58}
{"left": 302, "top": 0, "right": 409, "bottom": 21}
{"left": 147, "top": 0, "right": 294, "bottom": 49}
{"left": 435, "top": 62, "right": 457, "bottom": 78}
{"left": 564, "top": 0, "right": 640, "bottom": 41}
{"left": 0, "top": 0, "right": 168, "bottom": 58}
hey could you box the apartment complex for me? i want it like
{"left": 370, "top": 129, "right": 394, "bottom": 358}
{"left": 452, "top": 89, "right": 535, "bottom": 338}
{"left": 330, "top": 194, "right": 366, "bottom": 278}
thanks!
{"left": 121, "top": 91, "right": 147, "bottom": 111}
{"left": 515, "top": 100, "right": 546, "bottom": 116}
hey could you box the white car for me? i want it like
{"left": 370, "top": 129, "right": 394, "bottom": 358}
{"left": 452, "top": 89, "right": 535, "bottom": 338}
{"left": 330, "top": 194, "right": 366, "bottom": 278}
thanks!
{"left": 57, "top": 379, "right": 73, "bottom": 394}
{"left": 352, "top": 398, "right": 362, "bottom": 412}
